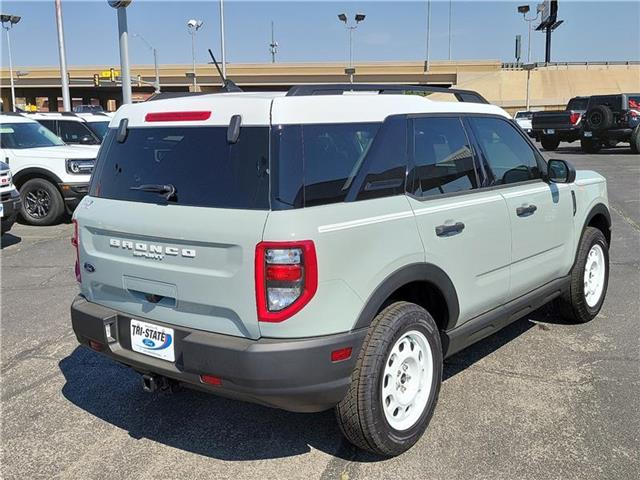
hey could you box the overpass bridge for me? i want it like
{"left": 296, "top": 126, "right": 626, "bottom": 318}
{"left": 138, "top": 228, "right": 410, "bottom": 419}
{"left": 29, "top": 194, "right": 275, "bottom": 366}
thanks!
{"left": 1, "top": 60, "right": 638, "bottom": 114}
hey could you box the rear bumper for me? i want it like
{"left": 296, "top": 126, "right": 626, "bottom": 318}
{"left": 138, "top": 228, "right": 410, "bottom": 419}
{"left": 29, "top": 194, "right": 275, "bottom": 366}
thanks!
{"left": 583, "top": 128, "right": 633, "bottom": 141}
{"left": 59, "top": 182, "right": 89, "bottom": 211}
{"left": 70, "top": 295, "right": 366, "bottom": 413}
{"left": 533, "top": 127, "right": 581, "bottom": 140}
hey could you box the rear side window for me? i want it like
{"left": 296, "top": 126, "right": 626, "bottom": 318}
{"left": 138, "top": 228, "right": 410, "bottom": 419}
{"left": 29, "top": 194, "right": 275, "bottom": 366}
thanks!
{"left": 410, "top": 116, "right": 478, "bottom": 198}
{"left": 38, "top": 120, "right": 57, "bottom": 135}
{"left": 90, "top": 126, "right": 270, "bottom": 209}
{"left": 469, "top": 117, "right": 540, "bottom": 186}
{"left": 302, "top": 123, "right": 380, "bottom": 206}
{"left": 59, "top": 121, "right": 97, "bottom": 144}
{"left": 567, "top": 97, "right": 588, "bottom": 111}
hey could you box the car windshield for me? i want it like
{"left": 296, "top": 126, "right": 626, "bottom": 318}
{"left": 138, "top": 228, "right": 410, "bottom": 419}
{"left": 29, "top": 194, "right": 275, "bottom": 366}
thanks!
{"left": 0, "top": 122, "right": 66, "bottom": 149}
{"left": 515, "top": 112, "right": 532, "bottom": 119}
{"left": 85, "top": 121, "right": 110, "bottom": 140}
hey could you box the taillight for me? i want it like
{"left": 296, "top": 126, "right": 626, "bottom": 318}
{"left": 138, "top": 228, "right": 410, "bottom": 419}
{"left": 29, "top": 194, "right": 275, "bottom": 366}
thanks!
{"left": 145, "top": 111, "right": 211, "bottom": 122}
{"left": 569, "top": 112, "right": 581, "bottom": 125}
{"left": 71, "top": 219, "right": 80, "bottom": 282}
{"left": 255, "top": 240, "right": 318, "bottom": 322}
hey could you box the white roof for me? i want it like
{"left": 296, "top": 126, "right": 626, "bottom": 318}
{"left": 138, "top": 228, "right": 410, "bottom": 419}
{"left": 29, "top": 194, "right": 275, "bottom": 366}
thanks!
{"left": 0, "top": 114, "right": 37, "bottom": 124}
{"left": 111, "top": 91, "right": 509, "bottom": 128}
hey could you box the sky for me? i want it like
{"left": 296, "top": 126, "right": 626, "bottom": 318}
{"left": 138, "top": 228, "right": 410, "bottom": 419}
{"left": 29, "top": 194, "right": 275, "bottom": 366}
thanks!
{"left": 1, "top": 0, "right": 639, "bottom": 69}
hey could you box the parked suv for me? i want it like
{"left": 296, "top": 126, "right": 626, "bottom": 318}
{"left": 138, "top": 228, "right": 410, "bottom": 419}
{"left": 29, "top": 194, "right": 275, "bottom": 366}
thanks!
{"left": 0, "top": 161, "right": 21, "bottom": 234}
{"left": 24, "top": 112, "right": 105, "bottom": 146}
{"left": 70, "top": 86, "right": 611, "bottom": 456}
{"left": 581, "top": 93, "right": 640, "bottom": 153}
{"left": 0, "top": 114, "right": 99, "bottom": 225}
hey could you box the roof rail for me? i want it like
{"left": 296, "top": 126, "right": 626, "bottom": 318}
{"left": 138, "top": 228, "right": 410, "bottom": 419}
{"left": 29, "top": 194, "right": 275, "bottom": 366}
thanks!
{"left": 285, "top": 84, "right": 489, "bottom": 104}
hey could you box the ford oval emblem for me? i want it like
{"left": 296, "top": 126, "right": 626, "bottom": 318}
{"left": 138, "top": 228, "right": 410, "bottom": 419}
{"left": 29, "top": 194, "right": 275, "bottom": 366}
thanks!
{"left": 142, "top": 338, "right": 155, "bottom": 348}
{"left": 83, "top": 262, "right": 95, "bottom": 273}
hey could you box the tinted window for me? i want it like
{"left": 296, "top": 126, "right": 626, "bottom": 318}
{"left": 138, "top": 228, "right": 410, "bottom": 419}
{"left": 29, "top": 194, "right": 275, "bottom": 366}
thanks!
{"left": 38, "top": 120, "right": 57, "bottom": 135}
{"left": 86, "top": 121, "right": 110, "bottom": 140}
{"left": 354, "top": 116, "right": 407, "bottom": 201}
{"left": 469, "top": 117, "right": 540, "bottom": 186}
{"left": 90, "top": 127, "right": 270, "bottom": 210}
{"left": 303, "top": 123, "right": 379, "bottom": 206}
{"left": 410, "top": 117, "right": 478, "bottom": 197}
{"left": 0, "top": 122, "right": 65, "bottom": 149}
{"left": 567, "top": 97, "right": 588, "bottom": 111}
{"left": 59, "top": 121, "right": 97, "bottom": 144}
{"left": 271, "top": 125, "right": 303, "bottom": 209}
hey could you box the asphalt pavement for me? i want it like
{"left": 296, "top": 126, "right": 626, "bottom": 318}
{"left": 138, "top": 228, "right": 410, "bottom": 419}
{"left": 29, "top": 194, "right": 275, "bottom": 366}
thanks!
{"left": 1, "top": 142, "right": 638, "bottom": 480}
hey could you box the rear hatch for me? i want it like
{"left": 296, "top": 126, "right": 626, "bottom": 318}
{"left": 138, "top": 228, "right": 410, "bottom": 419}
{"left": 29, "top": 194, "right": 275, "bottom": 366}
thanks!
{"left": 74, "top": 101, "right": 272, "bottom": 339}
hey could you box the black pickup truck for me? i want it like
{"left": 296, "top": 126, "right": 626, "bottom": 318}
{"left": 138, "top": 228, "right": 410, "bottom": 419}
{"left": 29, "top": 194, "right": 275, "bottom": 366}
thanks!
{"left": 532, "top": 96, "right": 589, "bottom": 151}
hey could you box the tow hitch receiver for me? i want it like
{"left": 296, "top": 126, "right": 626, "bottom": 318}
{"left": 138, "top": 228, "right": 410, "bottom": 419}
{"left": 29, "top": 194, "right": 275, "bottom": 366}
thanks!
{"left": 141, "top": 373, "right": 179, "bottom": 393}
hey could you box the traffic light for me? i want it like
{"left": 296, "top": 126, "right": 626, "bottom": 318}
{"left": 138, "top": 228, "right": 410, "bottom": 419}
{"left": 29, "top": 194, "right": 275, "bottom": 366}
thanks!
{"left": 110, "top": 68, "right": 116, "bottom": 82}
{"left": 137, "top": 74, "right": 142, "bottom": 87}
{"left": 93, "top": 74, "right": 100, "bottom": 87}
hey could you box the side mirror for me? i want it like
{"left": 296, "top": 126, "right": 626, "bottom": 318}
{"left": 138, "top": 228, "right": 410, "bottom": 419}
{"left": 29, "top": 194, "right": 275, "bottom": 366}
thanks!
{"left": 547, "top": 159, "right": 576, "bottom": 184}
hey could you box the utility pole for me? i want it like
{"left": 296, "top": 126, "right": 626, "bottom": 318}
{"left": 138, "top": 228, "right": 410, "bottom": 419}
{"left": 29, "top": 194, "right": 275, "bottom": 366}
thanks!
{"left": 424, "top": 0, "right": 432, "bottom": 72}
{"left": 448, "top": 0, "right": 452, "bottom": 60}
{"left": 54, "top": 0, "right": 71, "bottom": 111}
{"left": 0, "top": 14, "right": 20, "bottom": 112}
{"left": 108, "top": 1, "right": 133, "bottom": 105}
{"left": 269, "top": 20, "right": 278, "bottom": 63}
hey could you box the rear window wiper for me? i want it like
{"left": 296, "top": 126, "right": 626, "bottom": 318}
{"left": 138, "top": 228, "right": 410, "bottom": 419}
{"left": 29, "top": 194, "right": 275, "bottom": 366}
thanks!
{"left": 130, "top": 183, "right": 176, "bottom": 201}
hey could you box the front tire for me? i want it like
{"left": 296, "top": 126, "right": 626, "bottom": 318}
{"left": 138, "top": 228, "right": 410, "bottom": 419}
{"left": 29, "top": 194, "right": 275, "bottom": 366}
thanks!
{"left": 556, "top": 227, "right": 609, "bottom": 323}
{"left": 19, "top": 178, "right": 65, "bottom": 226}
{"left": 335, "top": 302, "right": 442, "bottom": 456}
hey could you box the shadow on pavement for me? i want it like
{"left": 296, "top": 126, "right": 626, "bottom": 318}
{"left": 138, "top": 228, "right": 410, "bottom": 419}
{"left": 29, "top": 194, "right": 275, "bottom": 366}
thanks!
{"left": 1, "top": 232, "right": 21, "bottom": 249}
{"left": 59, "top": 305, "right": 563, "bottom": 462}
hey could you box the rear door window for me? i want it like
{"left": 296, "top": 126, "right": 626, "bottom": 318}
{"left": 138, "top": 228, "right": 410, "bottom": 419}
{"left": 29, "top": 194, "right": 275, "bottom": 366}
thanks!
{"left": 468, "top": 116, "right": 540, "bottom": 186}
{"left": 410, "top": 116, "right": 478, "bottom": 197}
{"left": 90, "top": 126, "right": 270, "bottom": 209}
{"left": 59, "top": 121, "right": 97, "bottom": 144}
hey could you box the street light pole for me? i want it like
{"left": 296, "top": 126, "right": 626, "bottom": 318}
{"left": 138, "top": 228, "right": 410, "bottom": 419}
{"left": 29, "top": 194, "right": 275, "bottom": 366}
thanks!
{"left": 425, "top": 0, "right": 432, "bottom": 71}
{"left": 54, "top": 0, "right": 71, "bottom": 111}
{"left": 517, "top": 5, "right": 539, "bottom": 63}
{"left": 1, "top": 14, "right": 21, "bottom": 112}
{"left": 219, "top": 0, "right": 226, "bottom": 78}
{"left": 448, "top": 0, "right": 452, "bottom": 61}
{"left": 187, "top": 19, "right": 203, "bottom": 89}
{"left": 338, "top": 13, "right": 365, "bottom": 84}
{"left": 133, "top": 33, "right": 160, "bottom": 93}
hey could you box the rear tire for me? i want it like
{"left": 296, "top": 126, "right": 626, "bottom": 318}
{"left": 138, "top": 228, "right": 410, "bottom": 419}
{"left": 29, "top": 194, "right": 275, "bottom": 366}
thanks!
{"left": 580, "top": 138, "right": 601, "bottom": 154}
{"left": 631, "top": 126, "right": 640, "bottom": 154}
{"left": 541, "top": 136, "right": 560, "bottom": 151}
{"left": 335, "top": 302, "right": 442, "bottom": 456}
{"left": 19, "top": 178, "right": 65, "bottom": 226}
{"left": 556, "top": 227, "right": 609, "bottom": 324}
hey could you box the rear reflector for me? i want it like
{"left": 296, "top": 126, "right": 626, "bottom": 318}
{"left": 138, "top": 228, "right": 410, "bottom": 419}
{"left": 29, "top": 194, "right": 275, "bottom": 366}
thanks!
{"left": 200, "top": 374, "right": 222, "bottom": 386}
{"left": 145, "top": 111, "right": 211, "bottom": 122}
{"left": 331, "top": 347, "right": 352, "bottom": 362}
{"left": 266, "top": 264, "right": 303, "bottom": 282}
{"left": 89, "top": 340, "right": 103, "bottom": 352}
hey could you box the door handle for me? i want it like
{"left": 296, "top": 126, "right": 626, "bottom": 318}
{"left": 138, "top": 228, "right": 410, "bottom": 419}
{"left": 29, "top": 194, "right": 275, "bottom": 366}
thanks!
{"left": 435, "top": 222, "right": 465, "bottom": 237}
{"left": 516, "top": 204, "right": 538, "bottom": 217}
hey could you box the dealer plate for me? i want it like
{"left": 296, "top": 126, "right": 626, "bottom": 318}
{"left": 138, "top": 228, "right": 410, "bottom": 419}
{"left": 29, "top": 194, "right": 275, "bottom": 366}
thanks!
{"left": 584, "top": 131, "right": 593, "bottom": 137}
{"left": 544, "top": 129, "right": 555, "bottom": 135}
{"left": 130, "top": 319, "right": 175, "bottom": 362}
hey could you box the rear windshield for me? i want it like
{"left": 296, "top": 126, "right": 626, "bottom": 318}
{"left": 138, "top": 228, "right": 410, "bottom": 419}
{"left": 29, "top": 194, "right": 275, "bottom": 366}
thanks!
{"left": 567, "top": 97, "right": 588, "bottom": 111}
{"left": 90, "top": 126, "right": 269, "bottom": 209}
{"left": 515, "top": 112, "right": 532, "bottom": 119}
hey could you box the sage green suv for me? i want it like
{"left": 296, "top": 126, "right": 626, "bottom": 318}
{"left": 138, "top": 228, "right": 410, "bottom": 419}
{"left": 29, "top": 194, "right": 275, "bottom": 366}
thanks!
{"left": 70, "top": 85, "right": 610, "bottom": 456}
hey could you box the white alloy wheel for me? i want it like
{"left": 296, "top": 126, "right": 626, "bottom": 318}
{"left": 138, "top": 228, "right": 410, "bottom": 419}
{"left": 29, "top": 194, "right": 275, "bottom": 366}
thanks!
{"left": 584, "top": 244, "right": 606, "bottom": 308}
{"left": 381, "top": 330, "right": 433, "bottom": 431}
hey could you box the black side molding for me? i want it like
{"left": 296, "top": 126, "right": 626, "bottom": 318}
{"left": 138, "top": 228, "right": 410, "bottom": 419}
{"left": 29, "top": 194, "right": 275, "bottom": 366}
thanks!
{"left": 442, "top": 276, "right": 570, "bottom": 358}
